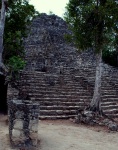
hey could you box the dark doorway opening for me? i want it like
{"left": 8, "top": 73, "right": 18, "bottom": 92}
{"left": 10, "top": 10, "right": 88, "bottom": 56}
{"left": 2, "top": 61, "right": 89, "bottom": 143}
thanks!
{"left": 0, "top": 75, "right": 8, "bottom": 114}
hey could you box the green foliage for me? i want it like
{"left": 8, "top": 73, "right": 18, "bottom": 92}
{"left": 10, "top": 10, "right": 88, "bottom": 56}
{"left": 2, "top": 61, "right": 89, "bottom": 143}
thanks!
{"left": 64, "top": 0, "right": 118, "bottom": 55}
{"left": 5, "top": 55, "right": 26, "bottom": 84}
{"left": 1, "top": 0, "right": 39, "bottom": 72}
{"left": 7, "top": 56, "right": 26, "bottom": 72}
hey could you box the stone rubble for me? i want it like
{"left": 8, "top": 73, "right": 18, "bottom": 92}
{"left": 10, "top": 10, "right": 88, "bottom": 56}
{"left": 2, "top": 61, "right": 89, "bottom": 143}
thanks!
{"left": 75, "top": 110, "right": 118, "bottom": 132}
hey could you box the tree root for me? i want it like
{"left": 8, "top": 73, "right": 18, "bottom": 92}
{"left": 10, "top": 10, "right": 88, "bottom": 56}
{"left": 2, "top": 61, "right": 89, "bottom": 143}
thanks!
{"left": 75, "top": 108, "right": 118, "bottom": 132}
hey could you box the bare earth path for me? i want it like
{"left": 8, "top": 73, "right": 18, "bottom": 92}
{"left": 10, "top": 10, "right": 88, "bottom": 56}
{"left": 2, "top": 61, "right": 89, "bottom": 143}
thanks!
{"left": 0, "top": 114, "right": 118, "bottom": 150}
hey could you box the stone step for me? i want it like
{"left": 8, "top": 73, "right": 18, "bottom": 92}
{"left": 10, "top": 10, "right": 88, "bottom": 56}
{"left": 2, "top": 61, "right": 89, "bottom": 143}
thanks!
{"left": 21, "top": 73, "right": 72, "bottom": 76}
{"left": 40, "top": 105, "right": 84, "bottom": 110}
{"left": 104, "top": 114, "right": 118, "bottom": 118}
{"left": 40, "top": 101, "right": 89, "bottom": 106}
{"left": 21, "top": 85, "right": 85, "bottom": 89}
{"left": 102, "top": 86, "right": 118, "bottom": 89}
{"left": 101, "top": 95, "right": 118, "bottom": 98}
{"left": 27, "top": 90, "right": 92, "bottom": 95}
{"left": 21, "top": 83, "right": 82, "bottom": 87}
{"left": 22, "top": 88, "right": 90, "bottom": 92}
{"left": 21, "top": 82, "right": 81, "bottom": 86}
{"left": 101, "top": 91, "right": 117, "bottom": 95}
{"left": 102, "top": 98, "right": 118, "bottom": 102}
{"left": 28, "top": 94, "right": 91, "bottom": 99}
{"left": 21, "top": 76, "right": 77, "bottom": 80}
{"left": 40, "top": 109, "right": 77, "bottom": 116}
{"left": 103, "top": 109, "right": 118, "bottom": 114}
{"left": 101, "top": 105, "right": 118, "bottom": 110}
{"left": 28, "top": 93, "right": 91, "bottom": 100}
{"left": 22, "top": 73, "right": 77, "bottom": 76}
{"left": 103, "top": 89, "right": 118, "bottom": 92}
{"left": 28, "top": 91, "right": 91, "bottom": 95}
{"left": 20, "top": 78, "right": 62, "bottom": 81}
{"left": 39, "top": 115, "right": 76, "bottom": 120}
{"left": 31, "top": 97, "right": 91, "bottom": 101}
{"left": 101, "top": 101, "right": 118, "bottom": 106}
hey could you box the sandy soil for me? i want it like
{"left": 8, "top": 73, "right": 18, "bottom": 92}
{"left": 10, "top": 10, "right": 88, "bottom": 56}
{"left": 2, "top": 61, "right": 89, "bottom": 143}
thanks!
{"left": 0, "top": 114, "right": 118, "bottom": 150}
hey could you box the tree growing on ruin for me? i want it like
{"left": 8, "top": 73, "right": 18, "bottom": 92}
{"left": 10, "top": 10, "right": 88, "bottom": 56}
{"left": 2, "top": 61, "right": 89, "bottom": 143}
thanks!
{"left": 64, "top": 0, "right": 118, "bottom": 114}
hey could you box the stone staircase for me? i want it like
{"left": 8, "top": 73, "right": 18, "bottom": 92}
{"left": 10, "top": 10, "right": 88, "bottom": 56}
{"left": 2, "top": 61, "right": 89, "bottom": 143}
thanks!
{"left": 19, "top": 66, "right": 118, "bottom": 119}
{"left": 20, "top": 71, "right": 92, "bottom": 119}
{"left": 73, "top": 66, "right": 118, "bottom": 118}
{"left": 101, "top": 76, "right": 118, "bottom": 118}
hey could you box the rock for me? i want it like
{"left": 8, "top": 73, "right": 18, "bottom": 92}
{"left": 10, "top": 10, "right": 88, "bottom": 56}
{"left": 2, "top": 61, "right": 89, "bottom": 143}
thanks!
{"left": 83, "top": 110, "right": 93, "bottom": 118}
{"left": 84, "top": 117, "right": 92, "bottom": 124}
{"left": 69, "top": 118, "right": 74, "bottom": 122}
{"left": 102, "top": 119, "right": 111, "bottom": 126}
{"left": 99, "top": 122, "right": 104, "bottom": 126}
{"left": 108, "top": 123, "right": 118, "bottom": 131}
{"left": 75, "top": 116, "right": 80, "bottom": 124}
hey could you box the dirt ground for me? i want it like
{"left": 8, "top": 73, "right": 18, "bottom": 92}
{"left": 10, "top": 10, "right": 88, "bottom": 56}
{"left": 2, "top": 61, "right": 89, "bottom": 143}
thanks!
{"left": 0, "top": 114, "right": 118, "bottom": 150}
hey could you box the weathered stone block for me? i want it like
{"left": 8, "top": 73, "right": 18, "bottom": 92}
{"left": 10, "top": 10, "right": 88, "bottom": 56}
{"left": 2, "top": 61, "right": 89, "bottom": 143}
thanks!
{"left": 108, "top": 123, "right": 118, "bottom": 131}
{"left": 14, "top": 119, "right": 23, "bottom": 130}
{"left": 12, "top": 129, "right": 21, "bottom": 139}
{"left": 30, "top": 132, "right": 38, "bottom": 139}
{"left": 32, "top": 139, "right": 38, "bottom": 146}
{"left": 15, "top": 111, "right": 24, "bottom": 119}
{"left": 56, "top": 110, "right": 63, "bottom": 115}
{"left": 29, "top": 120, "right": 39, "bottom": 132}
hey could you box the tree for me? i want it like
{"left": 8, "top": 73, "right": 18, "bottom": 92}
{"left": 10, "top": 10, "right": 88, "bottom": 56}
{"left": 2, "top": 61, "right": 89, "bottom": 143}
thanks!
{"left": 0, "top": 0, "right": 39, "bottom": 75}
{"left": 64, "top": 0, "right": 118, "bottom": 113}
{"left": 0, "top": 0, "right": 39, "bottom": 113}
{"left": 0, "top": 0, "right": 7, "bottom": 73}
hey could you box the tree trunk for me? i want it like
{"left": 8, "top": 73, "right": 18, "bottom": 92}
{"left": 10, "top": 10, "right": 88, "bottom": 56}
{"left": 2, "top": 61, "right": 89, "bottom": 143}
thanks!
{"left": 0, "top": 0, "right": 6, "bottom": 68}
{"left": 89, "top": 50, "right": 102, "bottom": 113}
{"left": 89, "top": 0, "right": 105, "bottom": 114}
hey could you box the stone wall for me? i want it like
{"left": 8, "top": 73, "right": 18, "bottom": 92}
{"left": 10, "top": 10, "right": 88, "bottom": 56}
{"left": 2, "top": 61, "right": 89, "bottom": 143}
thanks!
{"left": 7, "top": 84, "right": 19, "bottom": 101}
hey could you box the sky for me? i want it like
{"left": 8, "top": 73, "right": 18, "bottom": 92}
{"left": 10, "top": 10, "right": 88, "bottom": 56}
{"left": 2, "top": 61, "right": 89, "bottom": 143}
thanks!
{"left": 29, "top": 0, "right": 69, "bottom": 18}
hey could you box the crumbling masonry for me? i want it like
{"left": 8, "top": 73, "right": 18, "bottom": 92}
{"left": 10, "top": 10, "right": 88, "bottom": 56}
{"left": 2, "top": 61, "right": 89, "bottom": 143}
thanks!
{"left": 8, "top": 99, "right": 40, "bottom": 149}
